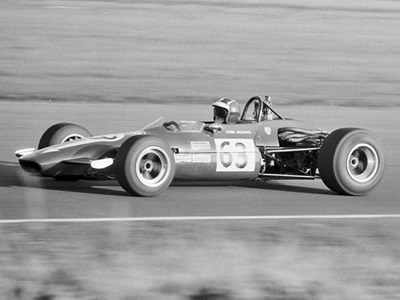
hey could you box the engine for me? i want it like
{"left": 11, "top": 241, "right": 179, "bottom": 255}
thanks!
{"left": 260, "top": 149, "right": 319, "bottom": 177}
{"left": 258, "top": 127, "right": 329, "bottom": 178}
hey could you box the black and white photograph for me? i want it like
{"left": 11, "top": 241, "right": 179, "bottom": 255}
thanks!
{"left": 1, "top": 0, "right": 400, "bottom": 299}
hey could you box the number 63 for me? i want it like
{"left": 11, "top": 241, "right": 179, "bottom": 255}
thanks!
{"left": 219, "top": 141, "right": 248, "bottom": 169}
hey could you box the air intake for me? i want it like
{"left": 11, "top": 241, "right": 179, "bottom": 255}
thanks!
{"left": 19, "top": 160, "right": 41, "bottom": 175}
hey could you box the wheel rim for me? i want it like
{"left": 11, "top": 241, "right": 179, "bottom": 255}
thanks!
{"left": 346, "top": 143, "right": 379, "bottom": 183}
{"left": 135, "top": 146, "right": 170, "bottom": 187}
{"left": 60, "top": 134, "right": 86, "bottom": 143}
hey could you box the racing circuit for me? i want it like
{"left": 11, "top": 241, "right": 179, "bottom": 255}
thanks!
{"left": 1, "top": 101, "right": 399, "bottom": 220}
{"left": 1, "top": 1, "right": 400, "bottom": 297}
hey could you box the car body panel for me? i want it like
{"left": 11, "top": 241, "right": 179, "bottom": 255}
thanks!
{"left": 16, "top": 98, "right": 317, "bottom": 182}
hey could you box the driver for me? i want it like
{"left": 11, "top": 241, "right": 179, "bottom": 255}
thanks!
{"left": 212, "top": 97, "right": 241, "bottom": 124}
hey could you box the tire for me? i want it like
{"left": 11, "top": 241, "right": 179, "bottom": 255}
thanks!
{"left": 318, "top": 128, "right": 385, "bottom": 196}
{"left": 115, "top": 135, "right": 176, "bottom": 196}
{"left": 38, "top": 123, "right": 92, "bottom": 149}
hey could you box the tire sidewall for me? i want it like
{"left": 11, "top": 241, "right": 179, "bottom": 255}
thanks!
{"left": 38, "top": 123, "right": 91, "bottom": 149}
{"left": 116, "top": 135, "right": 175, "bottom": 196}
{"left": 328, "top": 129, "right": 384, "bottom": 195}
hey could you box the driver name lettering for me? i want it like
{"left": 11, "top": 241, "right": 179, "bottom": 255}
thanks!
{"left": 226, "top": 130, "right": 252, "bottom": 135}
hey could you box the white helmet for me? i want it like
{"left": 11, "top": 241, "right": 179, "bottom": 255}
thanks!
{"left": 212, "top": 97, "right": 240, "bottom": 124}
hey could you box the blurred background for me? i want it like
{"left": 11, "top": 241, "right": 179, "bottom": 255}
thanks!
{"left": 1, "top": 0, "right": 399, "bottom": 106}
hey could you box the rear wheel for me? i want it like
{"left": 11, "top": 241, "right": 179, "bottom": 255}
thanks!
{"left": 318, "top": 128, "right": 384, "bottom": 196}
{"left": 116, "top": 135, "right": 175, "bottom": 196}
{"left": 38, "top": 123, "right": 91, "bottom": 149}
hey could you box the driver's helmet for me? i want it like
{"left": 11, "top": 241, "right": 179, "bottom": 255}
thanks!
{"left": 212, "top": 97, "right": 240, "bottom": 124}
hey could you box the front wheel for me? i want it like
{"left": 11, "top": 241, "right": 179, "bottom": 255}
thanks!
{"left": 318, "top": 128, "right": 385, "bottom": 196}
{"left": 115, "top": 135, "right": 176, "bottom": 197}
{"left": 38, "top": 123, "right": 92, "bottom": 149}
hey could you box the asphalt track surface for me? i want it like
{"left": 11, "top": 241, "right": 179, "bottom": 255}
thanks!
{"left": 1, "top": 101, "right": 399, "bottom": 220}
{"left": 2, "top": 1, "right": 400, "bottom": 221}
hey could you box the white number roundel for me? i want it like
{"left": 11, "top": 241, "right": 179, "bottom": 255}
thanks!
{"left": 215, "top": 139, "right": 256, "bottom": 172}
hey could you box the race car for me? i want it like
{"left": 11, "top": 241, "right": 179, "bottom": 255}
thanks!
{"left": 15, "top": 96, "right": 385, "bottom": 196}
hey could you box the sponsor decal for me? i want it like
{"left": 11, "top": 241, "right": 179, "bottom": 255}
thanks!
{"left": 192, "top": 154, "right": 211, "bottom": 163}
{"left": 174, "top": 154, "right": 192, "bottom": 163}
{"left": 191, "top": 141, "right": 211, "bottom": 150}
{"left": 174, "top": 154, "right": 211, "bottom": 163}
{"left": 215, "top": 138, "right": 256, "bottom": 172}
{"left": 264, "top": 127, "right": 272, "bottom": 135}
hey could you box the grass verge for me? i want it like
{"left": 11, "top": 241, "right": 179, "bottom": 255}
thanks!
{"left": 1, "top": 220, "right": 400, "bottom": 299}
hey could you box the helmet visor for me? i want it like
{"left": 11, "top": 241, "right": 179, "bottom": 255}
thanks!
{"left": 214, "top": 107, "right": 228, "bottom": 119}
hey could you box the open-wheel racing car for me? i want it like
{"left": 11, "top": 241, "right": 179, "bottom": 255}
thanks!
{"left": 16, "top": 96, "right": 385, "bottom": 196}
